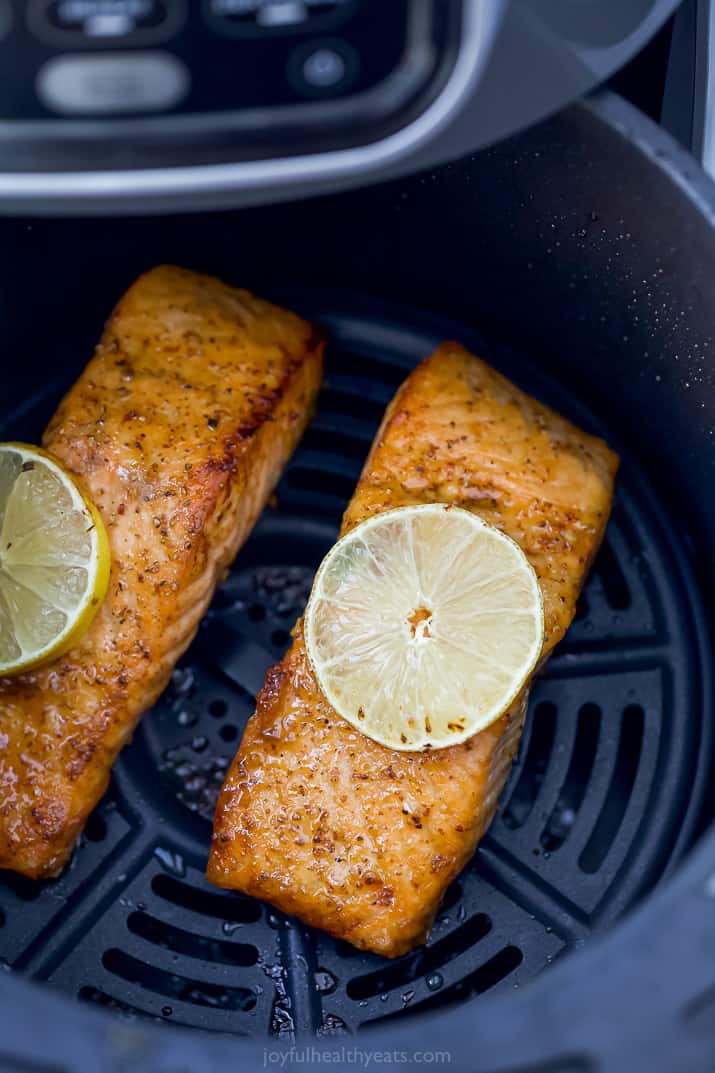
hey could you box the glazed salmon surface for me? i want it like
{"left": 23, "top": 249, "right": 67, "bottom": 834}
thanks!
{"left": 208, "top": 343, "right": 618, "bottom": 957}
{"left": 0, "top": 265, "right": 324, "bottom": 879}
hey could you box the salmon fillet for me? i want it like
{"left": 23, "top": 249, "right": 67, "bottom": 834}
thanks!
{"left": 208, "top": 343, "right": 618, "bottom": 957}
{"left": 0, "top": 265, "right": 324, "bottom": 879}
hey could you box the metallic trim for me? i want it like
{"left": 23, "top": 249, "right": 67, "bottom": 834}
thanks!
{"left": 701, "top": 0, "right": 715, "bottom": 176}
{"left": 0, "top": 0, "right": 11, "bottom": 41}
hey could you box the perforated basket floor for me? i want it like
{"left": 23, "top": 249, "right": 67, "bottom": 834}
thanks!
{"left": 0, "top": 295, "right": 709, "bottom": 1040}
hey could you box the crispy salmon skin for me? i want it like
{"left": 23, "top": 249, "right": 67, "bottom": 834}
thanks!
{"left": 0, "top": 265, "right": 324, "bottom": 879}
{"left": 208, "top": 343, "right": 618, "bottom": 957}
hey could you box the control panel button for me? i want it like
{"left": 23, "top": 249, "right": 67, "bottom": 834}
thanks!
{"left": 37, "top": 52, "right": 189, "bottom": 115}
{"left": 288, "top": 39, "right": 357, "bottom": 95}
{"left": 258, "top": 2, "right": 310, "bottom": 28}
{"left": 205, "top": 0, "right": 354, "bottom": 36}
{"left": 29, "top": 0, "right": 186, "bottom": 46}
{"left": 301, "top": 47, "right": 346, "bottom": 88}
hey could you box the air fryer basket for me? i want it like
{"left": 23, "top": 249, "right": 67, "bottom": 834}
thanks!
{"left": 0, "top": 91, "right": 712, "bottom": 1073}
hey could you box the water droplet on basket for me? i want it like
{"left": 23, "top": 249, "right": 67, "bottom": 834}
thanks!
{"left": 154, "top": 847, "right": 186, "bottom": 877}
{"left": 318, "top": 1013, "right": 348, "bottom": 1038}
{"left": 426, "top": 972, "right": 443, "bottom": 991}
{"left": 222, "top": 921, "right": 241, "bottom": 936}
{"left": 170, "top": 667, "right": 194, "bottom": 697}
{"left": 176, "top": 706, "right": 198, "bottom": 728}
{"left": 314, "top": 970, "right": 337, "bottom": 995}
{"left": 271, "top": 1004, "right": 295, "bottom": 1039}
{"left": 254, "top": 565, "right": 314, "bottom": 619}
{"left": 267, "top": 912, "right": 281, "bottom": 929}
{"left": 161, "top": 1006, "right": 173, "bottom": 1017}
{"left": 402, "top": 989, "right": 416, "bottom": 1005}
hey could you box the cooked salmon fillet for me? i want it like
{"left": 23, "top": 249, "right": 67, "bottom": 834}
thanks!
{"left": 0, "top": 265, "right": 324, "bottom": 879}
{"left": 208, "top": 343, "right": 618, "bottom": 957}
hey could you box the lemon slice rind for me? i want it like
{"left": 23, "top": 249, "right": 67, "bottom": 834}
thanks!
{"left": 0, "top": 443, "right": 110, "bottom": 677}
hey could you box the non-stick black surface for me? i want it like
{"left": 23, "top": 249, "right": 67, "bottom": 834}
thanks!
{"left": 0, "top": 295, "right": 708, "bottom": 1038}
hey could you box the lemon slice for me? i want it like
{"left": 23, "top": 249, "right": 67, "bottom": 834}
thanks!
{"left": 0, "top": 443, "right": 111, "bottom": 676}
{"left": 304, "top": 504, "right": 544, "bottom": 751}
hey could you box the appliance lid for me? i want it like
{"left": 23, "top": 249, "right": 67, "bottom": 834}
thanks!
{"left": 0, "top": 0, "right": 688, "bottom": 214}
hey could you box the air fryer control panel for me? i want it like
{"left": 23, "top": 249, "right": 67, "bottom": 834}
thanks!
{"left": 0, "top": 0, "right": 458, "bottom": 166}
{"left": 0, "top": 0, "right": 680, "bottom": 215}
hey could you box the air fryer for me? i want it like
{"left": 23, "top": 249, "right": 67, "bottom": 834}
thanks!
{"left": 0, "top": 4, "right": 713, "bottom": 1073}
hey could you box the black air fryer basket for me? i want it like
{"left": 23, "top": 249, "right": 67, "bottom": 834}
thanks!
{"left": 0, "top": 92, "right": 713, "bottom": 1073}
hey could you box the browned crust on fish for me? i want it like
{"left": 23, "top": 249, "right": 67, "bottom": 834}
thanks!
{"left": 208, "top": 343, "right": 618, "bottom": 957}
{"left": 0, "top": 265, "right": 324, "bottom": 878}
